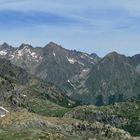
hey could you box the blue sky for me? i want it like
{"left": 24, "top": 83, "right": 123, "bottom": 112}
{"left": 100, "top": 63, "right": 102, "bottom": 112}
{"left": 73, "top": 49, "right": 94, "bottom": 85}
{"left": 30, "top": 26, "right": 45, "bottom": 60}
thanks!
{"left": 0, "top": 0, "right": 140, "bottom": 56}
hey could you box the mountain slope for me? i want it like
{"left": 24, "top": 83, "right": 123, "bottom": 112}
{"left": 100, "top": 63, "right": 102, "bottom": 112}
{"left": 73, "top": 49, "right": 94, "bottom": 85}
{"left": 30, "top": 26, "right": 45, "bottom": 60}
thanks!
{"left": 74, "top": 52, "right": 140, "bottom": 104}
{"left": 0, "top": 42, "right": 99, "bottom": 96}
{"left": 0, "top": 58, "right": 77, "bottom": 117}
{"left": 1, "top": 42, "right": 140, "bottom": 106}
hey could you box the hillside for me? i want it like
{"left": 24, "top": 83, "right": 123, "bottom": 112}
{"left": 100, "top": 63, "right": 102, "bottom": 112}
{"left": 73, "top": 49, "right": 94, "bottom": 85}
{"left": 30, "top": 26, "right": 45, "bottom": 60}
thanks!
{"left": 0, "top": 58, "right": 77, "bottom": 117}
{"left": 65, "top": 100, "right": 140, "bottom": 136}
{"left": 80, "top": 52, "right": 140, "bottom": 104}
{"left": 0, "top": 42, "right": 99, "bottom": 97}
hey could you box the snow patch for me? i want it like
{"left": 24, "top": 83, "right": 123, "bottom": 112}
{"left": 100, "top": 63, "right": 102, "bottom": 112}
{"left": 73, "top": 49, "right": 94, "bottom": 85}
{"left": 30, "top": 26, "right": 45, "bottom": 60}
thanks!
{"left": 10, "top": 55, "right": 15, "bottom": 58}
{"left": 67, "top": 80, "right": 75, "bottom": 88}
{"left": 82, "top": 69, "right": 89, "bottom": 72}
{"left": 77, "top": 61, "right": 85, "bottom": 66}
{"left": 0, "top": 50, "right": 7, "bottom": 55}
{"left": 66, "top": 57, "right": 76, "bottom": 64}
{"left": 83, "top": 53, "right": 94, "bottom": 60}
{"left": 14, "top": 46, "right": 42, "bottom": 62}
{"left": 17, "top": 49, "right": 23, "bottom": 56}
{"left": 81, "top": 53, "right": 96, "bottom": 64}
{"left": 0, "top": 106, "right": 9, "bottom": 113}
{"left": 17, "top": 46, "right": 31, "bottom": 57}
{"left": 0, "top": 115, "right": 6, "bottom": 117}
{"left": 53, "top": 51, "right": 56, "bottom": 57}
{"left": 66, "top": 56, "right": 84, "bottom": 66}
{"left": 0, "top": 106, "right": 9, "bottom": 117}
{"left": 22, "top": 94, "right": 27, "bottom": 97}
{"left": 31, "top": 52, "right": 38, "bottom": 58}
{"left": 80, "top": 69, "right": 89, "bottom": 77}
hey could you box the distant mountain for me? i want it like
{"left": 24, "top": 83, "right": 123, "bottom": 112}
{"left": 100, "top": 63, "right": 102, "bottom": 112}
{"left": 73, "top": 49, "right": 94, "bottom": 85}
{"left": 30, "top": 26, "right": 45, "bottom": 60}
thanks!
{"left": 1, "top": 42, "right": 140, "bottom": 105}
{"left": 0, "top": 42, "right": 99, "bottom": 97}
{"left": 84, "top": 52, "right": 140, "bottom": 104}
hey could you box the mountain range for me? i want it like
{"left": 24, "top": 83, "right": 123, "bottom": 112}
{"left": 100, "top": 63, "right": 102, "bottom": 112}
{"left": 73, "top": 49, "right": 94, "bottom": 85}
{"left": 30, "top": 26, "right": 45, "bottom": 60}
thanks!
{"left": 0, "top": 42, "right": 140, "bottom": 105}
{"left": 0, "top": 42, "right": 140, "bottom": 139}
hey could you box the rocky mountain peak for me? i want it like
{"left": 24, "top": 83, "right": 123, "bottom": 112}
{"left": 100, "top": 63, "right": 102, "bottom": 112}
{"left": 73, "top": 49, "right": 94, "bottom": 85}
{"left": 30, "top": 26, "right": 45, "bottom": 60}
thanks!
{"left": 44, "top": 42, "right": 64, "bottom": 51}
{"left": 90, "top": 53, "right": 100, "bottom": 60}
{"left": 103, "top": 51, "right": 128, "bottom": 64}
{"left": 131, "top": 54, "right": 140, "bottom": 66}
{"left": 0, "top": 42, "right": 12, "bottom": 50}
{"left": 19, "top": 43, "right": 33, "bottom": 50}
{"left": 47, "top": 41, "right": 60, "bottom": 47}
{"left": 106, "top": 51, "right": 119, "bottom": 57}
{"left": 42, "top": 42, "right": 67, "bottom": 58}
{"left": 1, "top": 42, "right": 9, "bottom": 47}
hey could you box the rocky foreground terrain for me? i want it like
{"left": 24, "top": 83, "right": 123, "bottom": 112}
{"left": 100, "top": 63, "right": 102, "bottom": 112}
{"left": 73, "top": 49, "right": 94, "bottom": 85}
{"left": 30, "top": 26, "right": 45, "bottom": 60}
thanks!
{"left": 0, "top": 101, "right": 140, "bottom": 140}
{"left": 0, "top": 110, "right": 138, "bottom": 140}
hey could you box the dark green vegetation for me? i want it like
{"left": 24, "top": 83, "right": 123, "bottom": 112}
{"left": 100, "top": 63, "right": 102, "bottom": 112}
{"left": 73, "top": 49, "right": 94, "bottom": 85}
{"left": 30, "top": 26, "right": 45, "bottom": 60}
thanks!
{"left": 65, "top": 100, "right": 140, "bottom": 137}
